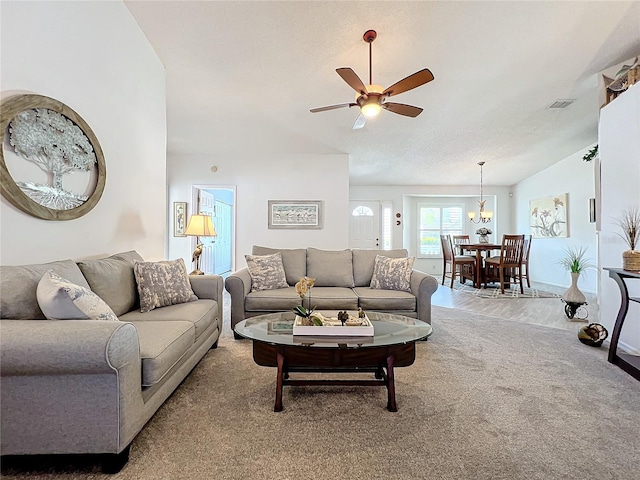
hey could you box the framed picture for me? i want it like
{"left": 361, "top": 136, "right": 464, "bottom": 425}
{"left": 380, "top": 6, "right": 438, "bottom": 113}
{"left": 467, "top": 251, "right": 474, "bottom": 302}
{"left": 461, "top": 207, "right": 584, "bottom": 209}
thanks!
{"left": 529, "top": 193, "right": 568, "bottom": 238}
{"left": 268, "top": 200, "right": 323, "bottom": 229}
{"left": 173, "top": 202, "right": 187, "bottom": 237}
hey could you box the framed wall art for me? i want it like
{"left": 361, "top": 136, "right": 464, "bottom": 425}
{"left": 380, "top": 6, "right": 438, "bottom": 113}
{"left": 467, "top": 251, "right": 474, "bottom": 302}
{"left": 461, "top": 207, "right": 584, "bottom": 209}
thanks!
{"left": 268, "top": 200, "right": 323, "bottom": 229}
{"left": 174, "top": 202, "right": 187, "bottom": 237}
{"left": 529, "top": 193, "right": 569, "bottom": 238}
{"left": 0, "top": 94, "right": 106, "bottom": 220}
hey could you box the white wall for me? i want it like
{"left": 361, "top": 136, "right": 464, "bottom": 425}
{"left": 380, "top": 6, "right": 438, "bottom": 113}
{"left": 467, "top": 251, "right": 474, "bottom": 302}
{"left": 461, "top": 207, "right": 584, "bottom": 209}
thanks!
{"left": 0, "top": 1, "right": 166, "bottom": 264}
{"left": 350, "top": 185, "right": 512, "bottom": 275}
{"left": 598, "top": 83, "right": 640, "bottom": 354}
{"left": 167, "top": 154, "right": 350, "bottom": 270}
{"left": 512, "top": 148, "right": 597, "bottom": 294}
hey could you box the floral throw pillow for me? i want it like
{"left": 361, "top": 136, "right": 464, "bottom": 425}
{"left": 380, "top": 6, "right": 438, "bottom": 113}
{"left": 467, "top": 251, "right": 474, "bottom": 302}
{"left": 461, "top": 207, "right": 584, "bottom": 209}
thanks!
{"left": 133, "top": 259, "right": 198, "bottom": 313}
{"left": 36, "top": 270, "right": 119, "bottom": 321}
{"left": 245, "top": 252, "right": 289, "bottom": 292}
{"left": 370, "top": 255, "right": 415, "bottom": 292}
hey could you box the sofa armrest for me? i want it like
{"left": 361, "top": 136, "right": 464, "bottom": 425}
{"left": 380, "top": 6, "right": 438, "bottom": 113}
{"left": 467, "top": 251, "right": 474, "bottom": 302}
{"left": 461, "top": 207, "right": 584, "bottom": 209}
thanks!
{"left": 189, "top": 274, "right": 224, "bottom": 332}
{"left": 0, "top": 320, "right": 140, "bottom": 375}
{"left": 224, "top": 268, "right": 252, "bottom": 330}
{"left": 410, "top": 270, "right": 439, "bottom": 325}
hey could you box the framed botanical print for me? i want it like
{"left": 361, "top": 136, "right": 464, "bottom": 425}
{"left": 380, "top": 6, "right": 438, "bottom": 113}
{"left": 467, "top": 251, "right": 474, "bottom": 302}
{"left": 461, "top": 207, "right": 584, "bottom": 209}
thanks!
{"left": 174, "top": 202, "right": 187, "bottom": 237}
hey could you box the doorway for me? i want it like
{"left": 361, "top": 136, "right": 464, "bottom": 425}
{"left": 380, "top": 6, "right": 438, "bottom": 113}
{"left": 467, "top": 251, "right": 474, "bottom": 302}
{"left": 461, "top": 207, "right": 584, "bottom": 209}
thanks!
{"left": 192, "top": 185, "right": 235, "bottom": 276}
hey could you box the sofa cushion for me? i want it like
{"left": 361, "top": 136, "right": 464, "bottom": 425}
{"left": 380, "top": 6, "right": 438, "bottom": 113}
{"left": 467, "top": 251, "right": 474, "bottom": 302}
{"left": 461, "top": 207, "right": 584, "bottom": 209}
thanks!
{"left": 252, "top": 246, "right": 307, "bottom": 285}
{"left": 352, "top": 249, "right": 408, "bottom": 287}
{"left": 77, "top": 251, "right": 144, "bottom": 316}
{"left": 1, "top": 260, "right": 91, "bottom": 320}
{"left": 245, "top": 252, "right": 288, "bottom": 292}
{"left": 119, "top": 299, "right": 217, "bottom": 340}
{"left": 133, "top": 259, "right": 198, "bottom": 313}
{"left": 245, "top": 287, "right": 301, "bottom": 312}
{"left": 131, "top": 320, "right": 195, "bottom": 387}
{"left": 353, "top": 287, "right": 417, "bottom": 311}
{"left": 370, "top": 255, "right": 414, "bottom": 292}
{"left": 36, "top": 270, "right": 119, "bottom": 321}
{"left": 305, "top": 286, "right": 358, "bottom": 310}
{"left": 306, "top": 248, "right": 355, "bottom": 287}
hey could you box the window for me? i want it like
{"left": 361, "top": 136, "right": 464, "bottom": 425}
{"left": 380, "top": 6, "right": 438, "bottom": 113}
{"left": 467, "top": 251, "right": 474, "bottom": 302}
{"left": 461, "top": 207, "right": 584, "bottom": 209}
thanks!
{"left": 418, "top": 203, "right": 464, "bottom": 257}
{"left": 352, "top": 205, "right": 374, "bottom": 216}
{"left": 382, "top": 205, "right": 392, "bottom": 249}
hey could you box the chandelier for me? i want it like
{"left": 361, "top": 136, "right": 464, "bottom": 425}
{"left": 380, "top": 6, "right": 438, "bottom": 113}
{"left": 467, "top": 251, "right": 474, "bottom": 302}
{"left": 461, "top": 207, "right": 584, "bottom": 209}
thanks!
{"left": 468, "top": 161, "right": 493, "bottom": 224}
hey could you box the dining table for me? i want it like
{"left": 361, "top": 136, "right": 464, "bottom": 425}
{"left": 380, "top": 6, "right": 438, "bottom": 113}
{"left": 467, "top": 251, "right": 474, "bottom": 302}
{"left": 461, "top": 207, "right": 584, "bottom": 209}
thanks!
{"left": 460, "top": 243, "right": 502, "bottom": 288}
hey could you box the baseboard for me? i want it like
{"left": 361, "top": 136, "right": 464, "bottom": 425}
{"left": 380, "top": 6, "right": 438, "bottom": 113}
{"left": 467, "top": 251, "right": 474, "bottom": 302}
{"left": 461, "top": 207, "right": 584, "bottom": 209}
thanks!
{"left": 534, "top": 280, "right": 596, "bottom": 296}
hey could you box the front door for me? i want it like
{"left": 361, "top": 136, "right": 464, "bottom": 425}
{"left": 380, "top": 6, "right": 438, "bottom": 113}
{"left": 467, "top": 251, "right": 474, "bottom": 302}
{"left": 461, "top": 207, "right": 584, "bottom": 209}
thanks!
{"left": 349, "top": 201, "right": 380, "bottom": 249}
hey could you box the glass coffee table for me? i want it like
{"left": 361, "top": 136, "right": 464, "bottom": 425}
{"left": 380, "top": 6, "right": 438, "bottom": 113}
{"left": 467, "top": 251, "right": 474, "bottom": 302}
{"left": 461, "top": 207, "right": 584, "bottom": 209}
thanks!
{"left": 234, "top": 311, "right": 432, "bottom": 412}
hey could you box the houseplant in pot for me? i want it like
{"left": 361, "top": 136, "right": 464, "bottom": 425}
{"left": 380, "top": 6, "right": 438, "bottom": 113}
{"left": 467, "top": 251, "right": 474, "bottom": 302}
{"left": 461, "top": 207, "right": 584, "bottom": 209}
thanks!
{"left": 559, "top": 246, "right": 594, "bottom": 319}
{"left": 614, "top": 206, "right": 640, "bottom": 271}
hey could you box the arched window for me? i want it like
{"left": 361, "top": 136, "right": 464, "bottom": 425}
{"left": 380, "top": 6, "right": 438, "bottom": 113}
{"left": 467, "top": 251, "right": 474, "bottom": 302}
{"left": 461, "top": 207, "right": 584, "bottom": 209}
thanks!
{"left": 352, "top": 205, "right": 374, "bottom": 216}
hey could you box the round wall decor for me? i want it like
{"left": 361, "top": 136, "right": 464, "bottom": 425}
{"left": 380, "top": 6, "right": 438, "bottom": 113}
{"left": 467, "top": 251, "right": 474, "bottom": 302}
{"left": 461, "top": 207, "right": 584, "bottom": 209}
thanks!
{"left": 0, "top": 94, "right": 106, "bottom": 220}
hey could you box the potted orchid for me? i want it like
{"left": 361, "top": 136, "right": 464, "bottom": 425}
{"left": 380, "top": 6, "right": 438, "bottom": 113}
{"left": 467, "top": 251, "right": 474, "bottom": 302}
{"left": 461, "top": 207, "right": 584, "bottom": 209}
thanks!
{"left": 293, "top": 276, "right": 320, "bottom": 325}
{"left": 475, "top": 227, "right": 492, "bottom": 243}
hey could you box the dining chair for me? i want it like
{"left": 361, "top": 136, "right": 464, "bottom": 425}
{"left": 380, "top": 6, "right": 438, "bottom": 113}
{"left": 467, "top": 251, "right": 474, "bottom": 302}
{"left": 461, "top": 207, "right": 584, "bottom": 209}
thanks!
{"left": 440, "top": 234, "right": 476, "bottom": 288}
{"left": 483, "top": 234, "right": 525, "bottom": 294}
{"left": 452, "top": 235, "right": 471, "bottom": 255}
{"left": 521, "top": 235, "right": 532, "bottom": 288}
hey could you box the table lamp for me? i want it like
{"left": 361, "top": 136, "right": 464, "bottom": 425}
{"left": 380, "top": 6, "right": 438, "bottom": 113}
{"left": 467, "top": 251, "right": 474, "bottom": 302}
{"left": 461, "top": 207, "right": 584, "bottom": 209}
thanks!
{"left": 184, "top": 214, "right": 217, "bottom": 275}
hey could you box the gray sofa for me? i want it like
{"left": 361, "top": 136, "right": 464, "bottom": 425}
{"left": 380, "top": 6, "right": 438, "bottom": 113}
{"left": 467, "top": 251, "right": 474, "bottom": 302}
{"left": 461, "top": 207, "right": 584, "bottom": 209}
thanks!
{"left": 225, "top": 246, "right": 438, "bottom": 336}
{"left": 0, "top": 251, "right": 223, "bottom": 472}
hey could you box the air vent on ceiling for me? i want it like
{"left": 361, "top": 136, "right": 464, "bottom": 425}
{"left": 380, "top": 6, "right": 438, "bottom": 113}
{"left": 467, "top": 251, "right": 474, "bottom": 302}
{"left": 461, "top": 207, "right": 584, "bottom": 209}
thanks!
{"left": 548, "top": 99, "right": 575, "bottom": 109}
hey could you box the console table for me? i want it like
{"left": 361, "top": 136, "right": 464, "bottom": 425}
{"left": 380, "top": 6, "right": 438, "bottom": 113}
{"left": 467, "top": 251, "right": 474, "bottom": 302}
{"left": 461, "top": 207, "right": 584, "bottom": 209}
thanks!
{"left": 604, "top": 268, "right": 640, "bottom": 381}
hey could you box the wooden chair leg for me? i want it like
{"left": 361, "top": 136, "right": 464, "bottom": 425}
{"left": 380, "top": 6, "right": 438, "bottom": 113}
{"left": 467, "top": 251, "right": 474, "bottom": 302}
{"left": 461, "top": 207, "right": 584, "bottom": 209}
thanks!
{"left": 518, "top": 267, "right": 524, "bottom": 294}
{"left": 450, "top": 264, "right": 455, "bottom": 288}
{"left": 499, "top": 267, "right": 505, "bottom": 294}
{"left": 442, "top": 261, "right": 446, "bottom": 285}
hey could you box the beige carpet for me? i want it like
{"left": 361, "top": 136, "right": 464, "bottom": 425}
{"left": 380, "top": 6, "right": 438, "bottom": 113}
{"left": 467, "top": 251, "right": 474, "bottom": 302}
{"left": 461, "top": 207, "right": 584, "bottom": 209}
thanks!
{"left": 2, "top": 305, "right": 639, "bottom": 479}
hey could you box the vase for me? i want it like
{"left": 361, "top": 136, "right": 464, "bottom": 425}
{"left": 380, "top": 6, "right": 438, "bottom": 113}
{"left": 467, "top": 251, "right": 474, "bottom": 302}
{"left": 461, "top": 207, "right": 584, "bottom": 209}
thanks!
{"left": 478, "top": 235, "right": 489, "bottom": 244}
{"left": 622, "top": 250, "right": 640, "bottom": 271}
{"left": 563, "top": 272, "right": 586, "bottom": 304}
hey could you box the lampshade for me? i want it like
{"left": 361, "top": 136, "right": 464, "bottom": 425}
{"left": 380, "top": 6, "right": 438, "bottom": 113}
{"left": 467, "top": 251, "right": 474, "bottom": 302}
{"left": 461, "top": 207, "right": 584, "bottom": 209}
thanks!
{"left": 184, "top": 214, "right": 217, "bottom": 237}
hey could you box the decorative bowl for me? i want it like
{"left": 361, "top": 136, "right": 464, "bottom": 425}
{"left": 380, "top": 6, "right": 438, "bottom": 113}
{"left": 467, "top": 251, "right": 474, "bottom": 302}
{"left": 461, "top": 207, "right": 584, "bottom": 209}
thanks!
{"left": 577, "top": 323, "right": 608, "bottom": 347}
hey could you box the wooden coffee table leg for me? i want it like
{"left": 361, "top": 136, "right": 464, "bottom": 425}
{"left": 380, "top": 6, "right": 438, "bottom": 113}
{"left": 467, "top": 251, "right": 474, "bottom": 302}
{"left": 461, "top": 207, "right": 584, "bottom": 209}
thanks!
{"left": 274, "top": 352, "right": 284, "bottom": 412}
{"left": 386, "top": 354, "right": 397, "bottom": 412}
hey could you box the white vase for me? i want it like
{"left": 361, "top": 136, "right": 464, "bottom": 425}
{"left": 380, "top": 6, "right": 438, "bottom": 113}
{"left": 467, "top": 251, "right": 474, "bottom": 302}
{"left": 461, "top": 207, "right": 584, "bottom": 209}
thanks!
{"left": 478, "top": 235, "right": 489, "bottom": 244}
{"left": 563, "top": 272, "right": 586, "bottom": 304}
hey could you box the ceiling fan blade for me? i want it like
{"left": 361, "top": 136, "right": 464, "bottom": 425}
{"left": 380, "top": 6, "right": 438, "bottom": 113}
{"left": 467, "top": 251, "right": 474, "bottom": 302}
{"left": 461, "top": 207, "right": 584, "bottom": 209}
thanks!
{"left": 382, "top": 102, "right": 423, "bottom": 117}
{"left": 336, "top": 68, "right": 367, "bottom": 95}
{"left": 310, "top": 103, "right": 356, "bottom": 113}
{"left": 352, "top": 113, "right": 367, "bottom": 130}
{"left": 382, "top": 68, "right": 434, "bottom": 97}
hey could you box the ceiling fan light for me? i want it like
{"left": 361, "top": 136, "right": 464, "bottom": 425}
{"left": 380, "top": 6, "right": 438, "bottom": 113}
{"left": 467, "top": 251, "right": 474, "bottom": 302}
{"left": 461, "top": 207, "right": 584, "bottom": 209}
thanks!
{"left": 361, "top": 101, "right": 381, "bottom": 117}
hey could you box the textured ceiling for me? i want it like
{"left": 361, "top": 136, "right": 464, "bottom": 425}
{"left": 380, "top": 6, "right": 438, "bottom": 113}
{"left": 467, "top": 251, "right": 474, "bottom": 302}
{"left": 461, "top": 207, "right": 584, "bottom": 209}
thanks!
{"left": 125, "top": 1, "right": 640, "bottom": 186}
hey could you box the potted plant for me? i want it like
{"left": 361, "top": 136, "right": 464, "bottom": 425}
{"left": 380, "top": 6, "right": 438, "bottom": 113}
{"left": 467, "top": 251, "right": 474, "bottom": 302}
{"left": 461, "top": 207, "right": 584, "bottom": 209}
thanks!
{"left": 475, "top": 227, "right": 492, "bottom": 243}
{"left": 559, "top": 246, "right": 594, "bottom": 317}
{"left": 613, "top": 206, "right": 640, "bottom": 271}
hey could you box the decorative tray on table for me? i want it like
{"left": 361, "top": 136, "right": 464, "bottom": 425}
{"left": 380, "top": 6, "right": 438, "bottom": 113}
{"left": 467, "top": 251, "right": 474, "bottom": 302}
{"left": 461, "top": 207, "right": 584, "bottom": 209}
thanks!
{"left": 292, "top": 310, "right": 374, "bottom": 336}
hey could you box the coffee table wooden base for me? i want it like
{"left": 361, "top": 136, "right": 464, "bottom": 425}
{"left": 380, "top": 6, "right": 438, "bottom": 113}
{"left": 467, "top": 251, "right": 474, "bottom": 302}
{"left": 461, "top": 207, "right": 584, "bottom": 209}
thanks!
{"left": 253, "top": 342, "right": 417, "bottom": 412}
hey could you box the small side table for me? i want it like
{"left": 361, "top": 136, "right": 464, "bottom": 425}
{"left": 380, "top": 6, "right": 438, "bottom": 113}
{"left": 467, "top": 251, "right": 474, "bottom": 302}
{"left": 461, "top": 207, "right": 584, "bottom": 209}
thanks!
{"left": 604, "top": 268, "right": 640, "bottom": 381}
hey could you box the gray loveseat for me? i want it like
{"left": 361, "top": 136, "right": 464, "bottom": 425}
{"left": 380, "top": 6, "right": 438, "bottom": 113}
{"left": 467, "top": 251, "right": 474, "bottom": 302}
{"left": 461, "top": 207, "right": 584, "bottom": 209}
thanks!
{"left": 225, "top": 246, "right": 438, "bottom": 336}
{"left": 0, "top": 251, "right": 223, "bottom": 472}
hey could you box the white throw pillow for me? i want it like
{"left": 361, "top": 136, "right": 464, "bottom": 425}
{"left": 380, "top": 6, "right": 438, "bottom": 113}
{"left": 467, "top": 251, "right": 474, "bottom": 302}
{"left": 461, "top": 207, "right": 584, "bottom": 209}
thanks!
{"left": 133, "top": 259, "right": 198, "bottom": 313}
{"left": 245, "top": 252, "right": 289, "bottom": 292}
{"left": 36, "top": 270, "right": 119, "bottom": 321}
{"left": 370, "top": 255, "right": 415, "bottom": 292}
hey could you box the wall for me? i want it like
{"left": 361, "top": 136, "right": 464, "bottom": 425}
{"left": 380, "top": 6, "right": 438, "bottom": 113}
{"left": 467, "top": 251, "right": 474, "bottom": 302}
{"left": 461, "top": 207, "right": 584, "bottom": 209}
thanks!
{"left": 0, "top": 1, "right": 166, "bottom": 264}
{"left": 350, "top": 185, "right": 512, "bottom": 275}
{"left": 598, "top": 83, "right": 640, "bottom": 354}
{"left": 512, "top": 148, "right": 597, "bottom": 293}
{"left": 167, "top": 154, "right": 350, "bottom": 270}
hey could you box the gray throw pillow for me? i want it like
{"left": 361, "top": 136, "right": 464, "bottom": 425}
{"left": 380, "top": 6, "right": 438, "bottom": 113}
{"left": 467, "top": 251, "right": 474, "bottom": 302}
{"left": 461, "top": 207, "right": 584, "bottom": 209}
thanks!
{"left": 245, "top": 252, "right": 289, "bottom": 292}
{"left": 36, "top": 270, "right": 119, "bottom": 321}
{"left": 133, "top": 259, "right": 198, "bottom": 313}
{"left": 370, "top": 255, "right": 415, "bottom": 292}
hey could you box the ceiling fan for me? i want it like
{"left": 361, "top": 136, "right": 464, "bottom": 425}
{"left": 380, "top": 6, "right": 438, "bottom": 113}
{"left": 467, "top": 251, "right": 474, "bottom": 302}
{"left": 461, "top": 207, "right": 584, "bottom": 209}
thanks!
{"left": 310, "top": 29, "right": 434, "bottom": 130}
